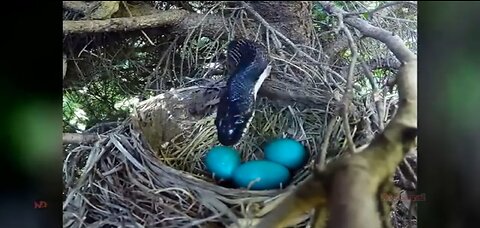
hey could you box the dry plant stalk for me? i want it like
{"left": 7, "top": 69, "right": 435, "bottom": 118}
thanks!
{"left": 255, "top": 2, "right": 417, "bottom": 228}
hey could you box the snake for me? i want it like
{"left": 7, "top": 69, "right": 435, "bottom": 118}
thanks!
{"left": 215, "top": 39, "right": 271, "bottom": 146}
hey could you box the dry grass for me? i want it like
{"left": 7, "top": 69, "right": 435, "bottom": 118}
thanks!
{"left": 63, "top": 100, "right": 342, "bottom": 227}
{"left": 63, "top": 2, "right": 417, "bottom": 227}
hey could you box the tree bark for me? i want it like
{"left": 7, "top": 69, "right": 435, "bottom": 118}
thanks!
{"left": 242, "top": 1, "right": 320, "bottom": 106}
{"left": 63, "top": 9, "right": 225, "bottom": 37}
{"left": 249, "top": 1, "right": 313, "bottom": 46}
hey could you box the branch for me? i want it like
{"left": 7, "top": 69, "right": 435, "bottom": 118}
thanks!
{"left": 240, "top": 1, "right": 346, "bottom": 86}
{"left": 344, "top": 1, "right": 415, "bottom": 17}
{"left": 63, "top": 53, "right": 68, "bottom": 79}
{"left": 361, "top": 61, "right": 385, "bottom": 130}
{"left": 335, "top": 13, "right": 358, "bottom": 154}
{"left": 324, "top": 33, "right": 350, "bottom": 60}
{"left": 320, "top": 1, "right": 416, "bottom": 63}
{"left": 317, "top": 117, "right": 340, "bottom": 169}
{"left": 256, "top": 171, "right": 328, "bottom": 228}
{"left": 63, "top": 9, "right": 225, "bottom": 37}
{"left": 241, "top": 3, "right": 325, "bottom": 65}
{"left": 63, "top": 133, "right": 100, "bottom": 144}
{"left": 63, "top": 11, "right": 185, "bottom": 34}
{"left": 367, "top": 57, "right": 400, "bottom": 71}
{"left": 257, "top": 2, "right": 416, "bottom": 228}
{"left": 326, "top": 57, "right": 416, "bottom": 228}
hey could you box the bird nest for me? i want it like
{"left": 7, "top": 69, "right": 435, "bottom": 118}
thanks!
{"left": 63, "top": 3, "right": 417, "bottom": 227}
{"left": 63, "top": 76, "right": 402, "bottom": 227}
{"left": 63, "top": 84, "right": 346, "bottom": 227}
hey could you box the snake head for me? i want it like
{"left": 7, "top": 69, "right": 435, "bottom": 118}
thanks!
{"left": 215, "top": 97, "right": 253, "bottom": 146}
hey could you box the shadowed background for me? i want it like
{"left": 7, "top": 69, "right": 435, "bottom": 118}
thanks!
{"left": 419, "top": 1, "right": 480, "bottom": 227}
{"left": 0, "top": 2, "right": 62, "bottom": 227}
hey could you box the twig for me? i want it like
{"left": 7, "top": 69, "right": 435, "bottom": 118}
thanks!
{"left": 367, "top": 57, "right": 401, "bottom": 71}
{"left": 143, "top": 37, "right": 179, "bottom": 92}
{"left": 121, "top": 1, "right": 155, "bottom": 46}
{"left": 399, "top": 156, "right": 417, "bottom": 189}
{"left": 85, "top": 121, "right": 122, "bottom": 133}
{"left": 335, "top": 13, "right": 358, "bottom": 153}
{"left": 320, "top": 1, "right": 416, "bottom": 63}
{"left": 344, "top": 1, "right": 413, "bottom": 17}
{"left": 63, "top": 53, "right": 68, "bottom": 79}
{"left": 380, "top": 16, "right": 417, "bottom": 24}
{"left": 395, "top": 167, "right": 414, "bottom": 191}
{"left": 361, "top": 61, "right": 385, "bottom": 130}
{"left": 317, "top": 116, "right": 340, "bottom": 169}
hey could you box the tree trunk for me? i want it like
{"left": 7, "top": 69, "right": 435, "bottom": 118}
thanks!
{"left": 241, "top": 1, "right": 322, "bottom": 107}
{"left": 249, "top": 1, "right": 313, "bottom": 46}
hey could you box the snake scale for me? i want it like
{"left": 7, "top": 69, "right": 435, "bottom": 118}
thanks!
{"left": 215, "top": 39, "right": 271, "bottom": 146}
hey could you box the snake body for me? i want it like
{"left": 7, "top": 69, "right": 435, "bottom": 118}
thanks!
{"left": 215, "top": 39, "right": 270, "bottom": 146}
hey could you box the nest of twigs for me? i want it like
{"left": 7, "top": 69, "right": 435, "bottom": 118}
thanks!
{"left": 63, "top": 2, "right": 417, "bottom": 227}
{"left": 63, "top": 95, "right": 345, "bottom": 227}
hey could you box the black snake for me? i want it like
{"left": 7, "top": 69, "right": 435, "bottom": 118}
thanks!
{"left": 215, "top": 39, "right": 271, "bottom": 146}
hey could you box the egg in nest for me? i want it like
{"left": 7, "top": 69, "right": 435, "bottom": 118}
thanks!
{"left": 204, "top": 146, "right": 241, "bottom": 181}
{"left": 232, "top": 160, "right": 291, "bottom": 190}
{"left": 263, "top": 138, "right": 308, "bottom": 171}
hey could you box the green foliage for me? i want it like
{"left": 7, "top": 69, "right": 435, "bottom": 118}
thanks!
{"left": 372, "top": 69, "right": 384, "bottom": 78}
{"left": 312, "top": 2, "right": 333, "bottom": 29}
{"left": 63, "top": 35, "right": 158, "bottom": 132}
{"left": 63, "top": 93, "right": 85, "bottom": 132}
{"left": 63, "top": 77, "right": 139, "bottom": 132}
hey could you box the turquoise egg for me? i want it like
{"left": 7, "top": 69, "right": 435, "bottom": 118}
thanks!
{"left": 263, "top": 138, "right": 308, "bottom": 171}
{"left": 232, "top": 160, "right": 291, "bottom": 190}
{"left": 204, "top": 146, "right": 241, "bottom": 181}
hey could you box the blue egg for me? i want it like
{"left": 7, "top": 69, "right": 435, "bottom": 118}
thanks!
{"left": 204, "top": 146, "right": 241, "bottom": 181}
{"left": 263, "top": 138, "right": 307, "bottom": 171}
{"left": 232, "top": 160, "right": 291, "bottom": 190}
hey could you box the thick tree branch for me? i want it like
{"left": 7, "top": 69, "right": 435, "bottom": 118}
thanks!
{"left": 63, "top": 9, "right": 225, "bottom": 37}
{"left": 63, "top": 133, "right": 100, "bottom": 144}
{"left": 63, "top": 11, "right": 184, "bottom": 34}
